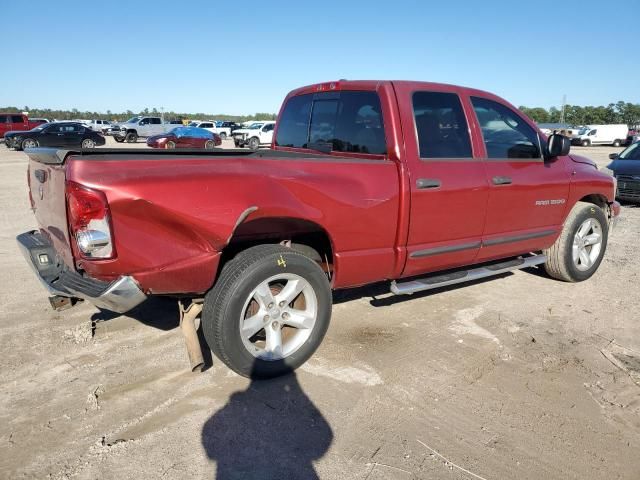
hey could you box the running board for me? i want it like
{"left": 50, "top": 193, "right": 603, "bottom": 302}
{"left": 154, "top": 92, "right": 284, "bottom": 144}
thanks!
{"left": 390, "top": 254, "right": 547, "bottom": 295}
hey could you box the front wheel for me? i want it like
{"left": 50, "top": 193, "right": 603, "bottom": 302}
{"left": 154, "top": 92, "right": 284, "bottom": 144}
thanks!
{"left": 21, "top": 138, "right": 38, "bottom": 150}
{"left": 248, "top": 136, "right": 260, "bottom": 151}
{"left": 581, "top": 139, "right": 590, "bottom": 147}
{"left": 125, "top": 132, "right": 138, "bottom": 143}
{"left": 204, "top": 139, "right": 215, "bottom": 149}
{"left": 612, "top": 139, "right": 622, "bottom": 147}
{"left": 544, "top": 202, "right": 608, "bottom": 282}
{"left": 202, "top": 245, "right": 332, "bottom": 378}
{"left": 114, "top": 137, "right": 125, "bottom": 143}
{"left": 219, "top": 132, "right": 227, "bottom": 140}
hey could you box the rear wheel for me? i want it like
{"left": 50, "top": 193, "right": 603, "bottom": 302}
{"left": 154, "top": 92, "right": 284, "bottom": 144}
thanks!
{"left": 220, "top": 132, "right": 227, "bottom": 140}
{"left": 202, "top": 245, "right": 332, "bottom": 378}
{"left": 21, "top": 138, "right": 38, "bottom": 149}
{"left": 81, "top": 138, "right": 95, "bottom": 148}
{"left": 544, "top": 202, "right": 608, "bottom": 282}
{"left": 248, "top": 136, "right": 260, "bottom": 151}
{"left": 612, "top": 139, "right": 622, "bottom": 147}
{"left": 125, "top": 132, "right": 138, "bottom": 143}
{"left": 581, "top": 139, "right": 590, "bottom": 147}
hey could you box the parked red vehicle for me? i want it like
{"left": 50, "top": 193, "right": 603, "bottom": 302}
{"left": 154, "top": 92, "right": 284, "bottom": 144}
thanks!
{"left": 146, "top": 126, "right": 222, "bottom": 149}
{"left": 18, "top": 80, "right": 620, "bottom": 378}
{"left": 1, "top": 113, "right": 42, "bottom": 138}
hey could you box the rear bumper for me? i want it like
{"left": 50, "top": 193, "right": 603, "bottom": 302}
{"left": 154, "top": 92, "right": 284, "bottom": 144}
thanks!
{"left": 17, "top": 230, "right": 146, "bottom": 313}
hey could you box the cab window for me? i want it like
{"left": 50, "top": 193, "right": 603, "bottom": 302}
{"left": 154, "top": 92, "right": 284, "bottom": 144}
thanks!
{"left": 471, "top": 97, "right": 541, "bottom": 159}
{"left": 412, "top": 91, "right": 472, "bottom": 158}
{"left": 276, "top": 91, "right": 386, "bottom": 155}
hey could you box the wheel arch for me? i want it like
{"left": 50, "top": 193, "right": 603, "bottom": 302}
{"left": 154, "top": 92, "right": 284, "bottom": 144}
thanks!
{"left": 221, "top": 216, "right": 336, "bottom": 282}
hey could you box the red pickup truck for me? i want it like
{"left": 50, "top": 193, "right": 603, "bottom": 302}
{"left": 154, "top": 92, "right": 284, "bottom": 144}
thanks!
{"left": 18, "top": 80, "right": 620, "bottom": 378}
{"left": 1, "top": 113, "right": 43, "bottom": 138}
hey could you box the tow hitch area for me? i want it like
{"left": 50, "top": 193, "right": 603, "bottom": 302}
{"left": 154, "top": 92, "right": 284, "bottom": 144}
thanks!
{"left": 48, "top": 295, "right": 81, "bottom": 311}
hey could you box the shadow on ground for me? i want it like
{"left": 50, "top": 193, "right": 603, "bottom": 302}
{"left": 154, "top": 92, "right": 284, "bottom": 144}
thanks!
{"left": 201, "top": 367, "right": 332, "bottom": 479}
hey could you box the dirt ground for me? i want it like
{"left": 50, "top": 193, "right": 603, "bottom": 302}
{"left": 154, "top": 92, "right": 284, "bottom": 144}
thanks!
{"left": 1, "top": 139, "right": 639, "bottom": 479}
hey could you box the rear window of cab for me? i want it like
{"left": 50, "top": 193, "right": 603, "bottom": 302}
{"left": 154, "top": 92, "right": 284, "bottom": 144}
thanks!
{"left": 275, "top": 91, "right": 386, "bottom": 155}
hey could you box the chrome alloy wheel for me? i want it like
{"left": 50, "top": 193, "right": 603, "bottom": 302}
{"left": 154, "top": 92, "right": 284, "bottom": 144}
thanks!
{"left": 22, "top": 139, "right": 38, "bottom": 149}
{"left": 239, "top": 273, "right": 318, "bottom": 361}
{"left": 81, "top": 139, "right": 95, "bottom": 148}
{"left": 572, "top": 218, "right": 603, "bottom": 271}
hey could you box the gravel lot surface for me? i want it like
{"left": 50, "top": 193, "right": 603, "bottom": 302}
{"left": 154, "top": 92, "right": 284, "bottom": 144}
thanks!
{"left": 0, "top": 139, "right": 638, "bottom": 479}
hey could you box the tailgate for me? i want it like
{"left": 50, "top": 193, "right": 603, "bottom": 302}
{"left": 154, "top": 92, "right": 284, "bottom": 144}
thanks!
{"left": 27, "top": 150, "right": 75, "bottom": 269}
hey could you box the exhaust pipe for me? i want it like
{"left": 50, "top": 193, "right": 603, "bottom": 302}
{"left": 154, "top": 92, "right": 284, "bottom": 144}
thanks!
{"left": 178, "top": 300, "right": 205, "bottom": 372}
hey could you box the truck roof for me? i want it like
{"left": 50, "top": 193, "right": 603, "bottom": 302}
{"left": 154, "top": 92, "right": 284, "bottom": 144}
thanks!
{"left": 286, "top": 80, "right": 498, "bottom": 99}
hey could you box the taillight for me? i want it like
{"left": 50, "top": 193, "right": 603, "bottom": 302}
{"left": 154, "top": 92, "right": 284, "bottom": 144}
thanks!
{"left": 27, "top": 166, "right": 35, "bottom": 209}
{"left": 66, "top": 181, "right": 115, "bottom": 259}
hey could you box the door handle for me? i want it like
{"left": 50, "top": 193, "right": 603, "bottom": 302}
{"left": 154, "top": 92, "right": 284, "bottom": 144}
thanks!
{"left": 492, "top": 176, "right": 512, "bottom": 185}
{"left": 416, "top": 178, "right": 441, "bottom": 189}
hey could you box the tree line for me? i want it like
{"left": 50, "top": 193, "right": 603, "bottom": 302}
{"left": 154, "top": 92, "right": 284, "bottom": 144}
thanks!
{"left": 3, "top": 101, "right": 640, "bottom": 127}
{"left": 0, "top": 106, "right": 277, "bottom": 123}
{"left": 519, "top": 101, "right": 640, "bottom": 127}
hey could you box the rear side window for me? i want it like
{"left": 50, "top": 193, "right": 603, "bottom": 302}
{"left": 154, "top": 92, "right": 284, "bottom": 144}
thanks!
{"left": 0, "top": 115, "right": 8, "bottom": 123}
{"left": 471, "top": 97, "right": 541, "bottom": 159}
{"left": 11, "top": 115, "right": 24, "bottom": 123}
{"left": 413, "top": 92, "right": 472, "bottom": 158}
{"left": 276, "top": 91, "right": 386, "bottom": 155}
{"left": 150, "top": 118, "right": 161, "bottom": 125}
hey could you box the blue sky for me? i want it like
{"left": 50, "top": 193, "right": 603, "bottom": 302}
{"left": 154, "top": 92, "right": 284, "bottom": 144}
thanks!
{"left": 1, "top": 0, "right": 636, "bottom": 114}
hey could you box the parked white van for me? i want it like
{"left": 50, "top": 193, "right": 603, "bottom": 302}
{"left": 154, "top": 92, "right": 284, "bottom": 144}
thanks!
{"left": 573, "top": 124, "right": 629, "bottom": 147}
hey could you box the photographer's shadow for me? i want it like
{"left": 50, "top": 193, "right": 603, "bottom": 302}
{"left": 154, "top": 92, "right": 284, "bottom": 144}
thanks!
{"left": 202, "top": 365, "right": 333, "bottom": 480}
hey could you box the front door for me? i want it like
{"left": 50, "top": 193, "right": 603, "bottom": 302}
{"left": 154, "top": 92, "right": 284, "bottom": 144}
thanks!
{"left": 397, "top": 87, "right": 489, "bottom": 277}
{"left": 468, "top": 96, "right": 570, "bottom": 262}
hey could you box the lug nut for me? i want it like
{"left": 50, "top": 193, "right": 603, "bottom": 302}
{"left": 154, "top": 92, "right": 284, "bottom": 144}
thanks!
{"left": 282, "top": 312, "right": 290, "bottom": 320}
{"left": 268, "top": 302, "right": 274, "bottom": 309}
{"left": 271, "top": 321, "right": 279, "bottom": 329}
{"left": 264, "top": 315, "right": 270, "bottom": 322}
{"left": 279, "top": 301, "right": 286, "bottom": 307}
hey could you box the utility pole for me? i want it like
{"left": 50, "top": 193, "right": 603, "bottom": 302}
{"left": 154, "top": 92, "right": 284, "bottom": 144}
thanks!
{"left": 560, "top": 94, "right": 567, "bottom": 124}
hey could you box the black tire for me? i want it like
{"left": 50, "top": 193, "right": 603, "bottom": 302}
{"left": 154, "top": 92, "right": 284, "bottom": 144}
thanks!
{"left": 544, "top": 202, "right": 608, "bottom": 282}
{"left": 114, "top": 137, "right": 125, "bottom": 143}
{"left": 165, "top": 140, "right": 176, "bottom": 149}
{"left": 612, "top": 139, "right": 621, "bottom": 147}
{"left": 581, "top": 139, "right": 590, "bottom": 147}
{"left": 21, "top": 138, "right": 38, "bottom": 150}
{"left": 248, "top": 136, "right": 260, "bottom": 151}
{"left": 202, "top": 245, "right": 332, "bottom": 379}
{"left": 220, "top": 132, "right": 227, "bottom": 140}
{"left": 204, "top": 139, "right": 215, "bottom": 150}
{"left": 125, "top": 132, "right": 138, "bottom": 143}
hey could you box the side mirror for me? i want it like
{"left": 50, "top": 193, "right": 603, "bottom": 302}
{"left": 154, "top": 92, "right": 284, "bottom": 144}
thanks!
{"left": 609, "top": 153, "right": 619, "bottom": 160}
{"left": 547, "top": 134, "right": 571, "bottom": 158}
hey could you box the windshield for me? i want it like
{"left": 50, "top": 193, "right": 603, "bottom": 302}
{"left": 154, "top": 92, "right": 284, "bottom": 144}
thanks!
{"left": 619, "top": 142, "right": 640, "bottom": 160}
{"left": 31, "top": 124, "right": 48, "bottom": 132}
{"left": 248, "top": 123, "right": 264, "bottom": 129}
{"left": 578, "top": 128, "right": 589, "bottom": 135}
{"left": 125, "top": 116, "right": 141, "bottom": 124}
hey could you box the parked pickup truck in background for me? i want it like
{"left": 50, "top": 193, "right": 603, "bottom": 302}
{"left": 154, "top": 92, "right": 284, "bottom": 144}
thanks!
{"left": 18, "top": 80, "right": 620, "bottom": 379}
{"left": 111, "top": 116, "right": 177, "bottom": 143}
{"left": 232, "top": 121, "right": 275, "bottom": 149}
{"left": 1, "top": 113, "right": 43, "bottom": 138}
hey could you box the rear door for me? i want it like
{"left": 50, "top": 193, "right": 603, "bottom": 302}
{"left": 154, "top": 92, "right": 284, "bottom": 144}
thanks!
{"left": 260, "top": 123, "right": 275, "bottom": 144}
{"left": 396, "top": 86, "right": 489, "bottom": 277}
{"left": 468, "top": 96, "right": 570, "bottom": 262}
